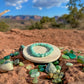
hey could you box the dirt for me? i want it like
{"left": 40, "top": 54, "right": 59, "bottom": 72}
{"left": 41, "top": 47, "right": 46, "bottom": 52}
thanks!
{"left": 0, "top": 28, "right": 84, "bottom": 84}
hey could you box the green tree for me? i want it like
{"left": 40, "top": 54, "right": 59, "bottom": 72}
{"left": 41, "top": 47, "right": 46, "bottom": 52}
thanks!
{"left": 66, "top": 0, "right": 84, "bottom": 28}
{"left": 0, "top": 22, "right": 9, "bottom": 32}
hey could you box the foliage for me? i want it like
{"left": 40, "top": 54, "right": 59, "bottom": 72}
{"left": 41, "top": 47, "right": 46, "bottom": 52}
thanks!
{"left": 40, "top": 16, "right": 56, "bottom": 24}
{"left": 0, "top": 21, "right": 9, "bottom": 32}
{"left": 29, "top": 22, "right": 43, "bottom": 30}
{"left": 65, "top": 0, "right": 84, "bottom": 28}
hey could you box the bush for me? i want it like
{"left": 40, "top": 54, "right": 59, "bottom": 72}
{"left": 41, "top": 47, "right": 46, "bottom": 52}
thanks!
{"left": 51, "top": 22, "right": 65, "bottom": 28}
{"left": 0, "top": 22, "right": 9, "bottom": 32}
{"left": 70, "top": 19, "right": 80, "bottom": 28}
{"left": 29, "top": 22, "right": 43, "bottom": 30}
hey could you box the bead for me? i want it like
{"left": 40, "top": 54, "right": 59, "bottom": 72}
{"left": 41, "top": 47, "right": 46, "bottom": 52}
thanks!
{"left": 0, "top": 59, "right": 5, "bottom": 64}
{"left": 77, "top": 50, "right": 81, "bottom": 54}
{"left": 70, "top": 50, "right": 75, "bottom": 54}
{"left": 77, "top": 57, "right": 84, "bottom": 64}
{"left": 56, "top": 65, "right": 61, "bottom": 70}
{"left": 14, "top": 52, "right": 19, "bottom": 56}
{"left": 31, "top": 72, "right": 40, "bottom": 78}
{"left": 29, "top": 69, "right": 40, "bottom": 78}
{"left": 59, "top": 47, "right": 64, "bottom": 50}
{"left": 26, "top": 65, "right": 32, "bottom": 70}
{"left": 66, "top": 62, "right": 73, "bottom": 67}
{"left": 53, "top": 61, "right": 59, "bottom": 65}
{"left": 62, "top": 55, "right": 70, "bottom": 59}
{"left": 32, "top": 77, "right": 38, "bottom": 84}
{"left": 68, "top": 53, "right": 76, "bottom": 59}
{"left": 20, "top": 45, "right": 25, "bottom": 49}
{"left": 10, "top": 53, "right": 14, "bottom": 57}
{"left": 59, "top": 72, "right": 64, "bottom": 78}
{"left": 19, "top": 62, "right": 24, "bottom": 66}
{"left": 63, "top": 49, "right": 69, "bottom": 54}
{"left": 29, "top": 69, "right": 38, "bottom": 75}
{"left": 38, "top": 65, "right": 45, "bottom": 69}
{"left": 4, "top": 55, "right": 10, "bottom": 60}
{"left": 39, "top": 68, "right": 44, "bottom": 72}
{"left": 13, "top": 59, "right": 20, "bottom": 65}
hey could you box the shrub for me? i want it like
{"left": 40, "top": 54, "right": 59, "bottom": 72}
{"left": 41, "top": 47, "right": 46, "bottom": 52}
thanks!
{"left": 51, "top": 22, "right": 65, "bottom": 28}
{"left": 0, "top": 22, "right": 9, "bottom": 32}
{"left": 29, "top": 22, "right": 43, "bottom": 30}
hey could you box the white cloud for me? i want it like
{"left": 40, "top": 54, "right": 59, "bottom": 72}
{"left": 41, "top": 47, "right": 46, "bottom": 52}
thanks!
{"left": 33, "top": 0, "right": 69, "bottom": 9}
{"left": 5, "top": 0, "right": 28, "bottom": 9}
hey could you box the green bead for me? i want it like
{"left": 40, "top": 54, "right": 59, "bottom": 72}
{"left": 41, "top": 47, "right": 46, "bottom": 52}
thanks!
{"left": 70, "top": 50, "right": 75, "bottom": 54}
{"left": 58, "top": 72, "right": 64, "bottom": 78}
{"left": 83, "top": 68, "right": 84, "bottom": 71}
{"left": 77, "top": 56, "right": 84, "bottom": 59}
{"left": 62, "top": 55, "right": 70, "bottom": 59}
{"left": 56, "top": 65, "right": 61, "bottom": 70}
{"left": 10, "top": 53, "right": 14, "bottom": 57}
{"left": 63, "top": 49, "right": 69, "bottom": 54}
{"left": 13, "top": 59, "right": 20, "bottom": 65}
{"left": 59, "top": 47, "right": 64, "bottom": 50}
{"left": 39, "top": 68, "right": 44, "bottom": 72}
{"left": 68, "top": 53, "right": 76, "bottom": 59}
{"left": 53, "top": 61, "right": 59, "bottom": 65}
{"left": 77, "top": 50, "right": 81, "bottom": 54}
{"left": 20, "top": 45, "right": 25, "bottom": 49}
{"left": 38, "top": 65, "right": 45, "bottom": 69}
{"left": 0, "top": 59, "right": 5, "bottom": 64}
{"left": 26, "top": 65, "right": 32, "bottom": 70}
{"left": 30, "top": 72, "right": 40, "bottom": 77}
{"left": 66, "top": 62, "right": 73, "bottom": 67}
{"left": 19, "top": 62, "right": 24, "bottom": 66}
{"left": 4, "top": 55, "right": 10, "bottom": 60}
{"left": 14, "top": 52, "right": 19, "bottom": 56}
{"left": 32, "top": 77, "right": 38, "bottom": 84}
{"left": 29, "top": 69, "right": 38, "bottom": 75}
{"left": 77, "top": 57, "right": 84, "bottom": 64}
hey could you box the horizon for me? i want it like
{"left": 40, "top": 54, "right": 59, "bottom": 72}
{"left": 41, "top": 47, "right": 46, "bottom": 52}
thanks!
{"left": 0, "top": 0, "right": 84, "bottom": 17}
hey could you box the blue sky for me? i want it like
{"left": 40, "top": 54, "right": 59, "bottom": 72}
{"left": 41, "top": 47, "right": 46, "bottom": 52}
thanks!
{"left": 0, "top": 0, "right": 83, "bottom": 17}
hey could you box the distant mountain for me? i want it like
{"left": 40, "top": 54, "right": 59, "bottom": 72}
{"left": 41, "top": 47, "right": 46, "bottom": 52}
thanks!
{"left": 1, "top": 15, "right": 59, "bottom": 21}
{"left": 1, "top": 15, "right": 42, "bottom": 21}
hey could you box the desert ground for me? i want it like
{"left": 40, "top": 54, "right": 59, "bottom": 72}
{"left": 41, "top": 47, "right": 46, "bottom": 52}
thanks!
{"left": 0, "top": 28, "right": 84, "bottom": 84}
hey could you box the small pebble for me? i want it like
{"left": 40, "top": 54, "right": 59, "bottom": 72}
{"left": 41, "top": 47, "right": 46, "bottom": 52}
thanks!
{"left": 14, "top": 59, "right": 20, "bottom": 65}
{"left": 59, "top": 47, "right": 64, "bottom": 50}
{"left": 62, "top": 55, "right": 70, "bottom": 59}
{"left": 26, "top": 65, "right": 32, "bottom": 70}
{"left": 66, "top": 62, "right": 73, "bottom": 67}
{"left": 19, "top": 62, "right": 24, "bottom": 66}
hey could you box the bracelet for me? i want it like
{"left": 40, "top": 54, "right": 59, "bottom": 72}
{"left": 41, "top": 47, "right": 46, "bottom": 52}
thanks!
{"left": 30, "top": 43, "right": 54, "bottom": 57}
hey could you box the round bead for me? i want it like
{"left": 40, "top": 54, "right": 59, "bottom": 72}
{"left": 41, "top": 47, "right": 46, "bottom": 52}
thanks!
{"left": 10, "top": 53, "right": 14, "bottom": 57}
{"left": 4, "top": 56, "right": 10, "bottom": 60}
{"left": 14, "top": 52, "right": 19, "bottom": 56}
{"left": 39, "top": 68, "right": 45, "bottom": 72}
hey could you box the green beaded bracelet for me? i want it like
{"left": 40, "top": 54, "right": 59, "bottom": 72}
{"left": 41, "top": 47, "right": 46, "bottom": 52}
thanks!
{"left": 30, "top": 43, "right": 54, "bottom": 57}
